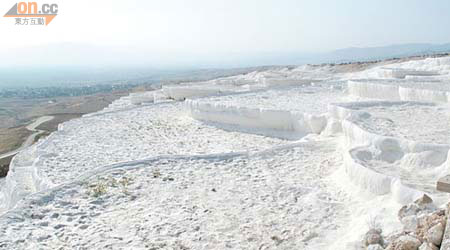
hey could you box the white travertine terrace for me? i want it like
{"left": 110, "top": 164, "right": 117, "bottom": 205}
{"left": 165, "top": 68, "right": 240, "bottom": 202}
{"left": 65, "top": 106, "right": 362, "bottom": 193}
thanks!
{"left": 1, "top": 56, "right": 450, "bottom": 249}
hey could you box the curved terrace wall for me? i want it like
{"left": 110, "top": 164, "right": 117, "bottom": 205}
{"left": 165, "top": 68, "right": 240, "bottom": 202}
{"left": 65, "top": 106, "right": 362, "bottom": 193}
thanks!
{"left": 186, "top": 99, "right": 328, "bottom": 136}
{"left": 328, "top": 101, "right": 450, "bottom": 204}
{"left": 1, "top": 136, "right": 55, "bottom": 211}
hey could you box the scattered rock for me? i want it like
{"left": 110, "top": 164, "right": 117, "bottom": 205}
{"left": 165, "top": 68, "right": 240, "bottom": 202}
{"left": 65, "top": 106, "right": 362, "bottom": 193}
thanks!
{"left": 386, "top": 235, "right": 421, "bottom": 250}
{"left": 418, "top": 242, "right": 438, "bottom": 250}
{"left": 363, "top": 199, "right": 447, "bottom": 250}
{"left": 416, "top": 210, "right": 446, "bottom": 242}
{"left": 434, "top": 209, "right": 445, "bottom": 217}
{"left": 384, "top": 232, "right": 407, "bottom": 246}
{"left": 425, "top": 223, "right": 444, "bottom": 246}
{"left": 399, "top": 196, "right": 437, "bottom": 222}
{"left": 399, "top": 204, "right": 421, "bottom": 220}
{"left": 401, "top": 215, "right": 418, "bottom": 233}
{"left": 365, "top": 229, "right": 383, "bottom": 246}
{"left": 414, "top": 195, "right": 433, "bottom": 206}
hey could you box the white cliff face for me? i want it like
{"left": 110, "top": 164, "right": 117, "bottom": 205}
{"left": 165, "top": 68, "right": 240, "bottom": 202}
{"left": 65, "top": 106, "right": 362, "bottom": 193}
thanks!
{"left": 1, "top": 56, "right": 450, "bottom": 249}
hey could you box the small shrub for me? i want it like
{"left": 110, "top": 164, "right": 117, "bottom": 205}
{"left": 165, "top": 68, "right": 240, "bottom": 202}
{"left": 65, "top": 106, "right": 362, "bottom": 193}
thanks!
{"left": 88, "top": 182, "right": 107, "bottom": 197}
{"left": 119, "top": 176, "right": 132, "bottom": 187}
{"left": 87, "top": 176, "right": 133, "bottom": 197}
{"left": 152, "top": 169, "right": 161, "bottom": 178}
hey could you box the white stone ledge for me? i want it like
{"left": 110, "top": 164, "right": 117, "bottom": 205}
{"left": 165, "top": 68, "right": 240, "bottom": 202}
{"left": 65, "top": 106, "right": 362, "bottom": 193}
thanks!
{"left": 186, "top": 99, "right": 328, "bottom": 137}
{"left": 347, "top": 80, "right": 450, "bottom": 103}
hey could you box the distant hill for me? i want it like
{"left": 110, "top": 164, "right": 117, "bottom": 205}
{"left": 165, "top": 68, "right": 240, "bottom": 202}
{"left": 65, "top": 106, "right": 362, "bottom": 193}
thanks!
{"left": 319, "top": 43, "right": 450, "bottom": 63}
{"left": 0, "top": 42, "right": 449, "bottom": 88}
{"left": 208, "top": 43, "right": 450, "bottom": 66}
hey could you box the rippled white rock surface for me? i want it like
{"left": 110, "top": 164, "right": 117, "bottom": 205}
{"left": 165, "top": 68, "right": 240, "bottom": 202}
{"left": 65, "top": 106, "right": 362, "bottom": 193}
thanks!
{"left": 1, "top": 56, "right": 450, "bottom": 249}
{"left": 0, "top": 140, "right": 354, "bottom": 249}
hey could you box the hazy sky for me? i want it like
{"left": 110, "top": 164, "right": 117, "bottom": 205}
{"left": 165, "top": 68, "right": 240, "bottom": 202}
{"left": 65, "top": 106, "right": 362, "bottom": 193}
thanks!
{"left": 0, "top": 0, "right": 449, "bottom": 67}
